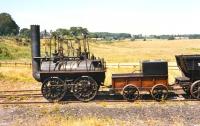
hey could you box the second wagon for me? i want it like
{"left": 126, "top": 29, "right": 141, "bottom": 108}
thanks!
{"left": 112, "top": 60, "right": 169, "bottom": 101}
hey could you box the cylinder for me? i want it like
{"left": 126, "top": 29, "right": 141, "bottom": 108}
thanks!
{"left": 31, "top": 25, "right": 41, "bottom": 81}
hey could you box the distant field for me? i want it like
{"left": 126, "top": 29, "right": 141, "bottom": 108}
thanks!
{"left": 90, "top": 39, "right": 200, "bottom": 63}
{"left": 1, "top": 38, "right": 200, "bottom": 62}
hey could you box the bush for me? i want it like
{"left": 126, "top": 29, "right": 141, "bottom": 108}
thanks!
{"left": 130, "top": 38, "right": 135, "bottom": 41}
{"left": 168, "top": 36, "right": 175, "bottom": 40}
{"left": 0, "top": 44, "right": 13, "bottom": 60}
{"left": 0, "top": 41, "right": 30, "bottom": 60}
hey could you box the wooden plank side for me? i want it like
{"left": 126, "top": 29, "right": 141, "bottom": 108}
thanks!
{"left": 112, "top": 75, "right": 168, "bottom": 92}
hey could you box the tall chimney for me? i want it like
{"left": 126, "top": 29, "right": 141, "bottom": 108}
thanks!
{"left": 31, "top": 25, "right": 41, "bottom": 81}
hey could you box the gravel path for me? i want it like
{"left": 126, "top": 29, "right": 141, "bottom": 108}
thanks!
{"left": 0, "top": 101, "right": 200, "bottom": 126}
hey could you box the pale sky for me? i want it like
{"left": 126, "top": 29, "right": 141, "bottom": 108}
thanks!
{"left": 1, "top": 0, "right": 200, "bottom": 35}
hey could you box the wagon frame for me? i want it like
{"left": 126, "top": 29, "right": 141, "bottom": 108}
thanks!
{"left": 111, "top": 61, "right": 169, "bottom": 101}
{"left": 112, "top": 73, "right": 169, "bottom": 101}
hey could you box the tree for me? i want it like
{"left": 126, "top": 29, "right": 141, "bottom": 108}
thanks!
{"left": 89, "top": 32, "right": 131, "bottom": 40}
{"left": 70, "top": 27, "right": 88, "bottom": 37}
{"left": 55, "top": 28, "right": 70, "bottom": 36}
{"left": 19, "top": 28, "right": 30, "bottom": 38}
{"left": 81, "top": 28, "right": 89, "bottom": 35}
{"left": 0, "top": 13, "right": 19, "bottom": 36}
{"left": 168, "top": 35, "right": 175, "bottom": 40}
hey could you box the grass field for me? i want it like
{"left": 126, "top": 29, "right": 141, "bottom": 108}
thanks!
{"left": 89, "top": 39, "right": 200, "bottom": 63}
{"left": 1, "top": 38, "right": 200, "bottom": 63}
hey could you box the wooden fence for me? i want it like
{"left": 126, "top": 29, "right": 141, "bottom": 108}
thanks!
{"left": 0, "top": 62, "right": 32, "bottom": 68}
{"left": 0, "top": 62, "right": 179, "bottom": 70}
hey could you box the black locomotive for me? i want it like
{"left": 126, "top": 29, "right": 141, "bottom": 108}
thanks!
{"left": 31, "top": 25, "right": 106, "bottom": 102}
{"left": 31, "top": 25, "right": 200, "bottom": 102}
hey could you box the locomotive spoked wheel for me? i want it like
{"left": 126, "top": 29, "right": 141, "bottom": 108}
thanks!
{"left": 73, "top": 76, "right": 98, "bottom": 102}
{"left": 182, "top": 86, "right": 190, "bottom": 95}
{"left": 41, "top": 77, "right": 65, "bottom": 102}
{"left": 190, "top": 80, "right": 200, "bottom": 99}
{"left": 122, "top": 84, "right": 139, "bottom": 101}
{"left": 151, "top": 84, "right": 168, "bottom": 101}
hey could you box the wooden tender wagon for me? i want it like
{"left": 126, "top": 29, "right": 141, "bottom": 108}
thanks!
{"left": 112, "top": 61, "right": 169, "bottom": 101}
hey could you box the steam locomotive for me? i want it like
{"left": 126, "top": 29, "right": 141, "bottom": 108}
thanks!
{"left": 31, "top": 25, "right": 200, "bottom": 102}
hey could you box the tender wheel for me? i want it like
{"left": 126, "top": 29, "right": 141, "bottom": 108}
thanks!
{"left": 41, "top": 77, "right": 65, "bottom": 102}
{"left": 190, "top": 80, "right": 200, "bottom": 99}
{"left": 73, "top": 76, "right": 98, "bottom": 102}
{"left": 151, "top": 84, "right": 168, "bottom": 101}
{"left": 122, "top": 84, "right": 139, "bottom": 101}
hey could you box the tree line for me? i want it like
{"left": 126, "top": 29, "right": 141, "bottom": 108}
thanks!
{"left": 0, "top": 12, "right": 132, "bottom": 41}
{"left": 1, "top": 12, "right": 200, "bottom": 41}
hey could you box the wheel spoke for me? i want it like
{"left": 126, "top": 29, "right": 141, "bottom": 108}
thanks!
{"left": 73, "top": 76, "right": 98, "bottom": 102}
{"left": 197, "top": 93, "right": 200, "bottom": 99}
{"left": 193, "top": 90, "right": 198, "bottom": 94}
{"left": 191, "top": 81, "right": 200, "bottom": 99}
{"left": 41, "top": 77, "right": 65, "bottom": 102}
{"left": 123, "top": 85, "right": 139, "bottom": 101}
{"left": 151, "top": 84, "right": 168, "bottom": 101}
{"left": 154, "top": 92, "right": 159, "bottom": 97}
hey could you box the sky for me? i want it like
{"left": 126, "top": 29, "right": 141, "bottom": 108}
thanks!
{"left": 1, "top": 0, "right": 200, "bottom": 35}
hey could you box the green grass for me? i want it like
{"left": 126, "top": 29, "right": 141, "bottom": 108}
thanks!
{"left": 0, "top": 39, "right": 31, "bottom": 61}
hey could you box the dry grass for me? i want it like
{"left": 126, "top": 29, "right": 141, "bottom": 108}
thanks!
{"left": 0, "top": 67, "right": 34, "bottom": 82}
{"left": 0, "top": 67, "right": 39, "bottom": 91}
{"left": 12, "top": 114, "right": 188, "bottom": 126}
{"left": 2, "top": 39, "right": 200, "bottom": 63}
{"left": 16, "top": 115, "right": 118, "bottom": 126}
{"left": 90, "top": 39, "right": 200, "bottom": 63}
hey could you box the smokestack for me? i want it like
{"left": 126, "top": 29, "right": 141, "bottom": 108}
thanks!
{"left": 31, "top": 25, "right": 41, "bottom": 81}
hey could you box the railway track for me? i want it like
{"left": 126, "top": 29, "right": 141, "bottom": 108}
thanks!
{"left": 0, "top": 90, "right": 40, "bottom": 93}
{"left": 0, "top": 89, "right": 42, "bottom": 98}
{"left": 0, "top": 89, "right": 199, "bottom": 105}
